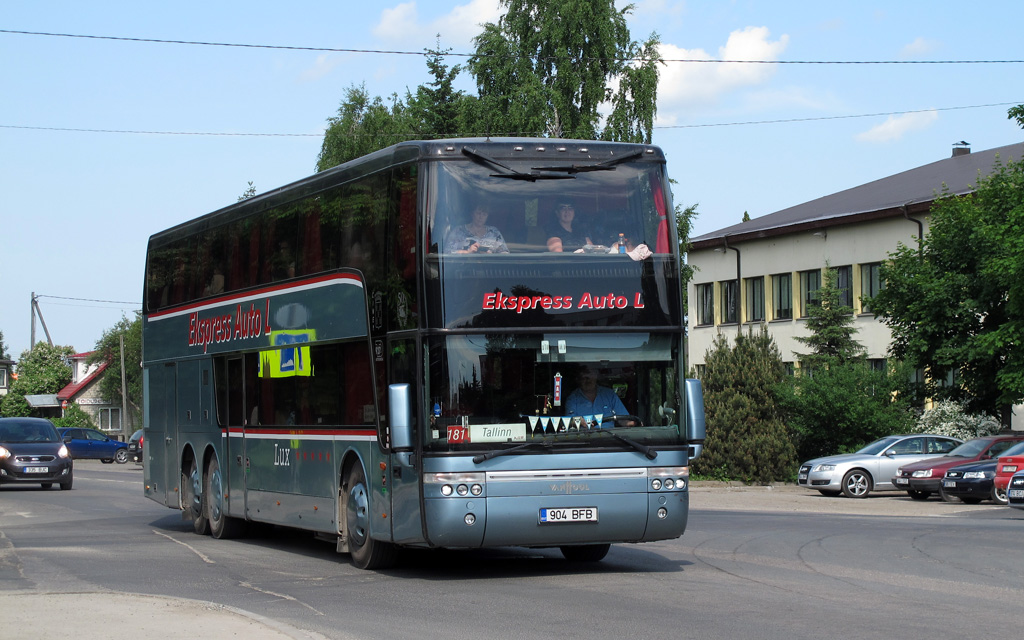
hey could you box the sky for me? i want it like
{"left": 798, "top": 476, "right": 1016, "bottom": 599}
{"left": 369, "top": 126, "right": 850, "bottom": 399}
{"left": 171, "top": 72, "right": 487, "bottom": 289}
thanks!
{"left": 2, "top": 1, "right": 1023, "bottom": 361}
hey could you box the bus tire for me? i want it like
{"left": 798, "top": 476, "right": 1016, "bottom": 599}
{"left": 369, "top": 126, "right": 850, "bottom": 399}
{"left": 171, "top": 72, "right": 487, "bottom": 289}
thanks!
{"left": 345, "top": 464, "right": 397, "bottom": 570}
{"left": 560, "top": 544, "right": 611, "bottom": 562}
{"left": 183, "top": 457, "right": 209, "bottom": 535}
{"left": 207, "top": 456, "right": 245, "bottom": 539}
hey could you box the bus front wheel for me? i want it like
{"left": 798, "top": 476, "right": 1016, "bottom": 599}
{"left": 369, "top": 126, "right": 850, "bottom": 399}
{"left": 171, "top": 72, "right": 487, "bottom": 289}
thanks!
{"left": 345, "top": 464, "right": 397, "bottom": 570}
{"left": 183, "top": 458, "right": 209, "bottom": 535}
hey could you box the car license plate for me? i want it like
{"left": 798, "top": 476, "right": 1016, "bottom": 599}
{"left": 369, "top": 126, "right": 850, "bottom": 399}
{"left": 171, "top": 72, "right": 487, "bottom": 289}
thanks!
{"left": 943, "top": 480, "right": 956, "bottom": 488}
{"left": 25, "top": 466, "right": 49, "bottom": 474}
{"left": 539, "top": 507, "right": 598, "bottom": 523}
{"left": 895, "top": 478, "right": 909, "bottom": 485}
{"left": 1009, "top": 489, "right": 1024, "bottom": 499}
{"left": 798, "top": 473, "right": 807, "bottom": 480}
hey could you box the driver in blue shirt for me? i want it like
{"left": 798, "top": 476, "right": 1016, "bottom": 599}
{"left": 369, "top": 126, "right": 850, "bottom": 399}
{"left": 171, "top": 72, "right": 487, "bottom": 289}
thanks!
{"left": 564, "top": 366, "right": 629, "bottom": 427}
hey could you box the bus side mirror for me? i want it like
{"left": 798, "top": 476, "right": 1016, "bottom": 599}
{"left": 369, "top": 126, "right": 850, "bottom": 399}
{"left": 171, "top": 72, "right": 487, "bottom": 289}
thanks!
{"left": 389, "top": 383, "right": 413, "bottom": 451}
{"left": 684, "top": 378, "right": 706, "bottom": 461}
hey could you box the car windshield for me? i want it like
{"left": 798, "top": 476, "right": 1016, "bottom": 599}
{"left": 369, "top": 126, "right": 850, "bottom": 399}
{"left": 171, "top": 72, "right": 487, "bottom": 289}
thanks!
{"left": 0, "top": 420, "right": 60, "bottom": 443}
{"left": 856, "top": 436, "right": 903, "bottom": 456}
{"left": 945, "top": 438, "right": 992, "bottom": 458}
{"left": 1000, "top": 441, "right": 1024, "bottom": 458}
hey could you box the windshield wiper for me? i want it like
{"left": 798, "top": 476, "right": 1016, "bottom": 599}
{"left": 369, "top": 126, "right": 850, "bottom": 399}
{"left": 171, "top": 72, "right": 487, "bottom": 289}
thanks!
{"left": 472, "top": 440, "right": 554, "bottom": 464}
{"left": 462, "top": 147, "right": 575, "bottom": 182}
{"left": 531, "top": 150, "right": 644, "bottom": 174}
{"left": 606, "top": 429, "right": 658, "bottom": 460}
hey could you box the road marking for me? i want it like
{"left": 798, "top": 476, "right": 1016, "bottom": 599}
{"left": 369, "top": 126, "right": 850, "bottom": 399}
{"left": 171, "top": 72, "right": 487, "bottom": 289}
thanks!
{"left": 239, "top": 581, "right": 324, "bottom": 616}
{"left": 152, "top": 530, "right": 215, "bottom": 564}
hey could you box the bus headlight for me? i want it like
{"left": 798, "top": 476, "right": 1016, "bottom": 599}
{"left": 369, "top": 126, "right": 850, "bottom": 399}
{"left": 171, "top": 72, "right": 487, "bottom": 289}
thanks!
{"left": 464, "top": 513, "right": 476, "bottom": 526}
{"left": 456, "top": 484, "right": 469, "bottom": 496}
{"left": 441, "top": 485, "right": 454, "bottom": 496}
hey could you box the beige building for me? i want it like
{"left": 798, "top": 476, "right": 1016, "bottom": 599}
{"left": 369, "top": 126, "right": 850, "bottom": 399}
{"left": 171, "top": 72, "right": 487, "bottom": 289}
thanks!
{"left": 686, "top": 141, "right": 1024, "bottom": 428}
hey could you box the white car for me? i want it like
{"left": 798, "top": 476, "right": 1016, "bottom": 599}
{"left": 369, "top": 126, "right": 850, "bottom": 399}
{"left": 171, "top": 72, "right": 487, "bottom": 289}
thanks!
{"left": 798, "top": 434, "right": 962, "bottom": 498}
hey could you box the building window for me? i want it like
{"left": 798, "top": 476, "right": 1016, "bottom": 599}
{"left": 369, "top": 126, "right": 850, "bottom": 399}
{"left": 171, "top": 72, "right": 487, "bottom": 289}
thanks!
{"left": 835, "top": 265, "right": 853, "bottom": 309}
{"left": 860, "top": 263, "right": 883, "bottom": 313}
{"left": 799, "top": 269, "right": 821, "bottom": 317}
{"left": 696, "top": 283, "right": 714, "bottom": 326}
{"left": 721, "top": 280, "right": 738, "bottom": 324}
{"left": 868, "top": 358, "right": 887, "bottom": 373}
{"left": 745, "top": 277, "right": 765, "bottom": 322}
{"left": 98, "top": 408, "right": 121, "bottom": 431}
{"left": 0, "top": 367, "right": 7, "bottom": 389}
{"left": 772, "top": 273, "right": 792, "bottom": 320}
{"left": 783, "top": 362, "right": 795, "bottom": 377}
{"left": 693, "top": 364, "right": 706, "bottom": 379}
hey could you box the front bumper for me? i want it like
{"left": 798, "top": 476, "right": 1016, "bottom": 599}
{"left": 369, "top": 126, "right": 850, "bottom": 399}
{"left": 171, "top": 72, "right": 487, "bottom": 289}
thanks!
{"left": 0, "top": 459, "right": 73, "bottom": 484}
{"left": 892, "top": 476, "right": 941, "bottom": 493}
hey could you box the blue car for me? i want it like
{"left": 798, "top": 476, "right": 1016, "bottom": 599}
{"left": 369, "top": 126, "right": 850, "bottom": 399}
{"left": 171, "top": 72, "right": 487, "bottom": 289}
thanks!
{"left": 57, "top": 427, "right": 128, "bottom": 464}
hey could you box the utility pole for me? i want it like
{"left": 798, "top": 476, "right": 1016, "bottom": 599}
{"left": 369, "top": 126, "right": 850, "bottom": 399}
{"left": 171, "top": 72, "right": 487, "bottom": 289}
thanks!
{"left": 120, "top": 334, "right": 129, "bottom": 441}
{"left": 30, "top": 293, "right": 54, "bottom": 349}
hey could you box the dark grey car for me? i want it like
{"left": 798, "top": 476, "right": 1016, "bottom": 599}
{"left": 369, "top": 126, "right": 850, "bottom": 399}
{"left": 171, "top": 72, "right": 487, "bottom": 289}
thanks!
{"left": 0, "top": 417, "right": 74, "bottom": 490}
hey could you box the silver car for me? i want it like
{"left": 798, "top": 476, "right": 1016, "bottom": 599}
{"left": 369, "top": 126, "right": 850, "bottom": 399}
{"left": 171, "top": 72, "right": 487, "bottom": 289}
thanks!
{"left": 798, "top": 434, "right": 962, "bottom": 498}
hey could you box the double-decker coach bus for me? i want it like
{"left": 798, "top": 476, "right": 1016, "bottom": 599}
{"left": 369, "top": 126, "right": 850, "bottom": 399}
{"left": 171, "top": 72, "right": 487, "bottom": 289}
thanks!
{"left": 142, "top": 138, "right": 705, "bottom": 569}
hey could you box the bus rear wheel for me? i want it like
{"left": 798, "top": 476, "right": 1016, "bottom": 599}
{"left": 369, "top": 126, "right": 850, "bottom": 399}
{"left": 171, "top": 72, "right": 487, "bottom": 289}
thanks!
{"left": 345, "top": 464, "right": 397, "bottom": 570}
{"left": 206, "top": 456, "right": 245, "bottom": 539}
{"left": 183, "top": 458, "right": 209, "bottom": 535}
{"left": 560, "top": 544, "right": 611, "bottom": 562}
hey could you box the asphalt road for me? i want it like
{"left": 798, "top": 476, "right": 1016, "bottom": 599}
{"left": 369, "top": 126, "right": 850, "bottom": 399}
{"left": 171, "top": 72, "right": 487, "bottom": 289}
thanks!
{"left": 2, "top": 462, "right": 1023, "bottom": 640}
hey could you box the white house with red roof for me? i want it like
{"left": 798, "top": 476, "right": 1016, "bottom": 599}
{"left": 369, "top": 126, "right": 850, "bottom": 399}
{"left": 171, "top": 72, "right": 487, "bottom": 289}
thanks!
{"left": 56, "top": 351, "right": 132, "bottom": 440}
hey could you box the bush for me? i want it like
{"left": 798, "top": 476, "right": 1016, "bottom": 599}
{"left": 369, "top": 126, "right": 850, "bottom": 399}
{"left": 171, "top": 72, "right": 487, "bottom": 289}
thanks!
{"left": 911, "top": 400, "right": 1001, "bottom": 440}
{"left": 51, "top": 402, "right": 97, "bottom": 430}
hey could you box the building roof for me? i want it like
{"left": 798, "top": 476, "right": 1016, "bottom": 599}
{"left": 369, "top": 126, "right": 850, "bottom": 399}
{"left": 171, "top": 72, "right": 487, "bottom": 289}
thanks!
{"left": 57, "top": 361, "right": 109, "bottom": 402}
{"left": 691, "top": 141, "right": 1024, "bottom": 249}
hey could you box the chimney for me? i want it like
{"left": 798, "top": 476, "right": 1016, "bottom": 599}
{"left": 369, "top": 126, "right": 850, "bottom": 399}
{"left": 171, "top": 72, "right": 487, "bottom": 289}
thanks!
{"left": 952, "top": 141, "right": 971, "bottom": 157}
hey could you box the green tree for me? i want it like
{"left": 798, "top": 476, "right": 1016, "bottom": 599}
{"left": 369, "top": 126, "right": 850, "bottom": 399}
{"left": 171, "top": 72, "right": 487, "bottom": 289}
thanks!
{"left": 51, "top": 401, "right": 96, "bottom": 429}
{"left": 0, "top": 330, "right": 10, "bottom": 360}
{"left": 779, "top": 266, "right": 914, "bottom": 460}
{"left": 87, "top": 314, "right": 142, "bottom": 428}
{"left": 1009, "top": 104, "right": 1024, "bottom": 128}
{"left": 869, "top": 157, "right": 1024, "bottom": 419}
{"left": 0, "top": 343, "right": 75, "bottom": 417}
{"left": 405, "top": 41, "right": 472, "bottom": 138}
{"left": 794, "top": 264, "right": 865, "bottom": 369}
{"left": 237, "top": 181, "right": 256, "bottom": 201}
{"left": 693, "top": 327, "right": 796, "bottom": 483}
{"left": 677, "top": 201, "right": 699, "bottom": 308}
{"left": 316, "top": 84, "right": 413, "bottom": 171}
{"left": 468, "top": 0, "right": 661, "bottom": 142}
{"left": 778, "top": 362, "right": 916, "bottom": 461}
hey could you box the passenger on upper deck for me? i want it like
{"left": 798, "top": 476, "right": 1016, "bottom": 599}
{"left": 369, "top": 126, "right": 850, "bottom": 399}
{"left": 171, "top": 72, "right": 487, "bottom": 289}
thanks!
{"left": 444, "top": 204, "right": 509, "bottom": 254}
{"left": 545, "top": 202, "right": 593, "bottom": 253}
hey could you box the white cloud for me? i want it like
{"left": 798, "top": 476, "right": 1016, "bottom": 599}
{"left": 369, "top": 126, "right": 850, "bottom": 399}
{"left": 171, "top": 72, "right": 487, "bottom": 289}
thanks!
{"left": 901, "top": 36, "right": 941, "bottom": 59}
{"left": 657, "top": 27, "right": 789, "bottom": 114}
{"left": 299, "top": 54, "right": 345, "bottom": 83}
{"left": 372, "top": 0, "right": 502, "bottom": 47}
{"left": 856, "top": 110, "right": 939, "bottom": 143}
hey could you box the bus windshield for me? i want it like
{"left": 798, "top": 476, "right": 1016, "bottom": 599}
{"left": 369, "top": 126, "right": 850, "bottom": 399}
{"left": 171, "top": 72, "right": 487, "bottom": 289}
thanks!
{"left": 424, "top": 332, "right": 683, "bottom": 453}
{"left": 427, "top": 155, "right": 671, "bottom": 256}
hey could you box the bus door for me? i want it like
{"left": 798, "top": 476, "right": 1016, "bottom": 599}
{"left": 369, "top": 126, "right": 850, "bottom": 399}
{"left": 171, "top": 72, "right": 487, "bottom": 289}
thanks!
{"left": 147, "top": 362, "right": 179, "bottom": 506}
{"left": 387, "top": 336, "right": 423, "bottom": 544}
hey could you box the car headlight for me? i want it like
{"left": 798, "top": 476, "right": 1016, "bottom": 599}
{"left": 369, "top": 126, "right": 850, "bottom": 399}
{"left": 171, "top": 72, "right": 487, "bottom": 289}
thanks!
{"left": 0, "top": 445, "right": 9, "bottom": 460}
{"left": 813, "top": 464, "right": 836, "bottom": 472}
{"left": 963, "top": 471, "right": 992, "bottom": 479}
{"left": 58, "top": 444, "right": 70, "bottom": 459}
{"left": 911, "top": 469, "right": 933, "bottom": 478}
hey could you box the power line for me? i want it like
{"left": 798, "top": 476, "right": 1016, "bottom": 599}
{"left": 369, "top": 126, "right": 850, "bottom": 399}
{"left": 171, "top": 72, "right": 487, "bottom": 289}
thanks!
{"left": 35, "top": 294, "right": 139, "bottom": 306}
{"left": 655, "top": 102, "right": 1024, "bottom": 129}
{"left": 3, "top": 29, "right": 1023, "bottom": 65}
{"left": 4, "top": 101, "right": 1021, "bottom": 138}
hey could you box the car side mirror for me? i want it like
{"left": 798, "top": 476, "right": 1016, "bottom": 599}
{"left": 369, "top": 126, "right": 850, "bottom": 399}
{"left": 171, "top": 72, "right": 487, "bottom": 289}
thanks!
{"left": 63, "top": 436, "right": 72, "bottom": 444}
{"left": 884, "top": 450, "right": 896, "bottom": 457}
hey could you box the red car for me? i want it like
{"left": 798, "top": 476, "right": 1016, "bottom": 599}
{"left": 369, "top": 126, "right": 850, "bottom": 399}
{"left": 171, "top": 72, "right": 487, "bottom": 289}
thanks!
{"left": 892, "top": 435, "right": 1024, "bottom": 500}
{"left": 994, "top": 441, "right": 1024, "bottom": 498}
